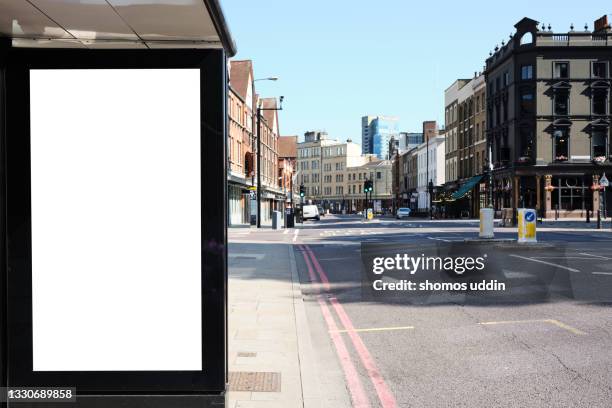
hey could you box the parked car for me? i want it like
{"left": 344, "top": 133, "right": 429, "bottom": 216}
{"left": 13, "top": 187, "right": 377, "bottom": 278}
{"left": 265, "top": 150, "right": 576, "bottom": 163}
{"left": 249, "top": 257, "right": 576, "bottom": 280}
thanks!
{"left": 396, "top": 207, "right": 411, "bottom": 219}
{"left": 317, "top": 205, "right": 325, "bottom": 216}
{"left": 303, "top": 205, "right": 320, "bottom": 221}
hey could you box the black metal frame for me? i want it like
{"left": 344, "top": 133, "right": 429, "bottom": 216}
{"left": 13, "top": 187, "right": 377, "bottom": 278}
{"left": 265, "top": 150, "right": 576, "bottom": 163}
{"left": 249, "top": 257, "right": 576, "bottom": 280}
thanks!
{"left": 1, "top": 47, "right": 227, "bottom": 395}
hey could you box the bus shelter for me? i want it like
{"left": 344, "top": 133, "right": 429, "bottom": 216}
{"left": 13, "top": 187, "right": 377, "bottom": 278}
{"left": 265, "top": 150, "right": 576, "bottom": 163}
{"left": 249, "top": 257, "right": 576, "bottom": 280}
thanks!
{"left": 1, "top": 1, "right": 235, "bottom": 407}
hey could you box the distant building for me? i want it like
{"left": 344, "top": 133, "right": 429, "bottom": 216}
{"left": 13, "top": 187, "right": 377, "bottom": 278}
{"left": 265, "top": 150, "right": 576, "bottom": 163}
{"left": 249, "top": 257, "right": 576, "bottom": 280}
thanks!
{"left": 278, "top": 135, "right": 298, "bottom": 205}
{"left": 297, "top": 133, "right": 366, "bottom": 212}
{"left": 361, "top": 115, "right": 399, "bottom": 159}
{"left": 346, "top": 160, "right": 393, "bottom": 212}
{"left": 443, "top": 73, "right": 487, "bottom": 218}
{"left": 399, "top": 132, "right": 424, "bottom": 151}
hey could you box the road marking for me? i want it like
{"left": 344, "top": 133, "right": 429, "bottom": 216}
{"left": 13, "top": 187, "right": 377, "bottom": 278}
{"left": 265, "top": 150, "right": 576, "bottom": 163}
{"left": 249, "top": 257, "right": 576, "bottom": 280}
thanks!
{"left": 479, "top": 319, "right": 586, "bottom": 335}
{"left": 299, "top": 246, "right": 371, "bottom": 408}
{"left": 293, "top": 229, "right": 300, "bottom": 242}
{"left": 228, "top": 253, "right": 264, "bottom": 260}
{"left": 592, "top": 271, "right": 612, "bottom": 276}
{"left": 508, "top": 254, "right": 580, "bottom": 272}
{"left": 579, "top": 252, "right": 612, "bottom": 260}
{"left": 302, "top": 243, "right": 397, "bottom": 408}
{"left": 330, "top": 326, "right": 415, "bottom": 334}
{"left": 330, "top": 297, "right": 398, "bottom": 408}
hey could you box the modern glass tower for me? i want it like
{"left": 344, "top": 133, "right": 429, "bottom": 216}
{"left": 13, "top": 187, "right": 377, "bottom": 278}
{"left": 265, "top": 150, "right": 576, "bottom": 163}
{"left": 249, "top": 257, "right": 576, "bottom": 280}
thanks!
{"left": 362, "top": 116, "right": 399, "bottom": 159}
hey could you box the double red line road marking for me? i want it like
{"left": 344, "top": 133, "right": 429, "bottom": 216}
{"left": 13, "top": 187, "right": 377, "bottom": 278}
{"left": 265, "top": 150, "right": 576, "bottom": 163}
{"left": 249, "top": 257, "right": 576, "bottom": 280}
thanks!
{"left": 297, "top": 244, "right": 397, "bottom": 408}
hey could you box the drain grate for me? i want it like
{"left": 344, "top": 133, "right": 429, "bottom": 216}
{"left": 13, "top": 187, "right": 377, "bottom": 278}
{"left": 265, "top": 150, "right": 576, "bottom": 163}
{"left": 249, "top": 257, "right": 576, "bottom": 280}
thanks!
{"left": 228, "top": 371, "right": 281, "bottom": 392}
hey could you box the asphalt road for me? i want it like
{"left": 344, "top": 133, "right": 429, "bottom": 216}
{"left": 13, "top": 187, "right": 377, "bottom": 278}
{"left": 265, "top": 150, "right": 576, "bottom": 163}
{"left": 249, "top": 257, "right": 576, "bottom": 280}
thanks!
{"left": 237, "top": 215, "right": 612, "bottom": 407}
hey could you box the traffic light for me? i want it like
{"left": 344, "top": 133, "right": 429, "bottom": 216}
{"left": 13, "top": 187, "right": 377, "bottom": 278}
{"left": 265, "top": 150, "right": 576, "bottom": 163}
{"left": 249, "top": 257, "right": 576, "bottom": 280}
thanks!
{"left": 364, "top": 180, "right": 373, "bottom": 193}
{"left": 299, "top": 184, "right": 305, "bottom": 197}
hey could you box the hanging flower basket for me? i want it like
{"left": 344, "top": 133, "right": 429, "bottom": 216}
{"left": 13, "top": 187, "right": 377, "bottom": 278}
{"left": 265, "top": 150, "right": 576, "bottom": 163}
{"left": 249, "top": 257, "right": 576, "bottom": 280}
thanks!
{"left": 517, "top": 156, "right": 532, "bottom": 163}
{"left": 593, "top": 156, "right": 606, "bottom": 163}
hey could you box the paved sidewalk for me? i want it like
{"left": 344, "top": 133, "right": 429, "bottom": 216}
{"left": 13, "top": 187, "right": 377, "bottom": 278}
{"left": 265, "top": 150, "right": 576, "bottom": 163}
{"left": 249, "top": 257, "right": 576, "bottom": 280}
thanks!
{"left": 228, "top": 241, "right": 320, "bottom": 408}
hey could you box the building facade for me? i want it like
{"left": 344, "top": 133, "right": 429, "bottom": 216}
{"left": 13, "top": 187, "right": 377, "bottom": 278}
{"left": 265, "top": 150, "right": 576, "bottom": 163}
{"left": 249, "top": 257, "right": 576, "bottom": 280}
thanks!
{"left": 297, "top": 131, "right": 366, "bottom": 212}
{"left": 486, "top": 16, "right": 612, "bottom": 219}
{"left": 443, "top": 74, "right": 488, "bottom": 218}
{"left": 278, "top": 135, "right": 298, "bottom": 206}
{"left": 346, "top": 160, "right": 393, "bottom": 213}
{"left": 227, "top": 60, "right": 255, "bottom": 225}
{"left": 258, "top": 97, "right": 286, "bottom": 222}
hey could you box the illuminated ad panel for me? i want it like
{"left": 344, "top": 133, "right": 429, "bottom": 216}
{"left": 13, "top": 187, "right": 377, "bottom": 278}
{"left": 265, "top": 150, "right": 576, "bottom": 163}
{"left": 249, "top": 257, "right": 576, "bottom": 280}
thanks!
{"left": 29, "top": 69, "right": 202, "bottom": 371}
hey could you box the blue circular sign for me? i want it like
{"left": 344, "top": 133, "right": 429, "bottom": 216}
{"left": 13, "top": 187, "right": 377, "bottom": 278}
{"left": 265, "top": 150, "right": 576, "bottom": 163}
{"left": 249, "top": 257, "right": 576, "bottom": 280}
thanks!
{"left": 525, "top": 211, "right": 536, "bottom": 222}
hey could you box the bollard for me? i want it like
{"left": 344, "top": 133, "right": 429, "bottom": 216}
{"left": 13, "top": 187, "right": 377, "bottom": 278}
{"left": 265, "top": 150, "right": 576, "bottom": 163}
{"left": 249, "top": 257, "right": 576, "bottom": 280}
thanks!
{"left": 597, "top": 210, "right": 601, "bottom": 229}
{"left": 479, "top": 208, "right": 494, "bottom": 238}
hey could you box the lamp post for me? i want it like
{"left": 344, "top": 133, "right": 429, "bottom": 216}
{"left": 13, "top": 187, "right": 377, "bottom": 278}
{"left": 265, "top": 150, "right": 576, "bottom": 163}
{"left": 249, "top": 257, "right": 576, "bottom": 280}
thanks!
{"left": 253, "top": 77, "right": 281, "bottom": 228}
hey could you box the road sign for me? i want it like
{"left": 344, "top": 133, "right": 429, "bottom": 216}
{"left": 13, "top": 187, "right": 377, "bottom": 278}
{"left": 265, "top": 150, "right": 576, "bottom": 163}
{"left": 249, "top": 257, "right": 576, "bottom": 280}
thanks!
{"left": 518, "top": 208, "right": 537, "bottom": 243}
{"left": 248, "top": 186, "right": 257, "bottom": 191}
{"left": 249, "top": 190, "right": 256, "bottom": 199}
{"left": 600, "top": 173, "right": 609, "bottom": 188}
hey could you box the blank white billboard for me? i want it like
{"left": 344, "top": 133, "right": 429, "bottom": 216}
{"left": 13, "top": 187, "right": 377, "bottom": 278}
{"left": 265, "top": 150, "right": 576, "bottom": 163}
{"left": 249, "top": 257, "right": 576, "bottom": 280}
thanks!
{"left": 30, "top": 69, "right": 202, "bottom": 371}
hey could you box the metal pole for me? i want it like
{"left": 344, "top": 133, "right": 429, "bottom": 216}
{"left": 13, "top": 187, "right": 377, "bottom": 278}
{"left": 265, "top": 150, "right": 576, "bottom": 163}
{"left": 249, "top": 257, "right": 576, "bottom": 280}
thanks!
{"left": 256, "top": 107, "right": 262, "bottom": 228}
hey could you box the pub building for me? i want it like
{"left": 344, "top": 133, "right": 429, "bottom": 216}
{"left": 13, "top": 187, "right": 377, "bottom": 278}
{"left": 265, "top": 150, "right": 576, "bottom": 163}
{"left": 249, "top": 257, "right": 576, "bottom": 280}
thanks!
{"left": 485, "top": 16, "right": 612, "bottom": 219}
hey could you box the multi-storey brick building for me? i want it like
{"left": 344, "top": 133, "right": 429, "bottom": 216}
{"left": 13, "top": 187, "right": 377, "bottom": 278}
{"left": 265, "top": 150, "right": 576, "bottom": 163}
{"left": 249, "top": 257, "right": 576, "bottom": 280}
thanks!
{"left": 258, "top": 97, "right": 285, "bottom": 221}
{"left": 228, "top": 60, "right": 255, "bottom": 225}
{"left": 443, "top": 74, "right": 488, "bottom": 217}
{"left": 278, "top": 135, "right": 297, "bottom": 206}
{"left": 486, "top": 16, "right": 612, "bottom": 219}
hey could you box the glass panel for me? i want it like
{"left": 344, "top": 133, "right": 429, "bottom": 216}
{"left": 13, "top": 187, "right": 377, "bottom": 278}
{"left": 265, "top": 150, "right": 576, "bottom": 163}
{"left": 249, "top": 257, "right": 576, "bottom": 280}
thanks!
{"left": 592, "top": 130, "right": 607, "bottom": 160}
{"left": 30, "top": 69, "right": 202, "bottom": 371}
{"left": 554, "top": 129, "right": 569, "bottom": 161}
{"left": 554, "top": 91, "right": 569, "bottom": 115}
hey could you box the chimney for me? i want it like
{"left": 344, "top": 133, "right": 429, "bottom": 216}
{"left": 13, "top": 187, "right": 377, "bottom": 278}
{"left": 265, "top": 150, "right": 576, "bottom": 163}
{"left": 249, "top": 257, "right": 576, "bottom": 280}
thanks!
{"left": 594, "top": 15, "right": 611, "bottom": 33}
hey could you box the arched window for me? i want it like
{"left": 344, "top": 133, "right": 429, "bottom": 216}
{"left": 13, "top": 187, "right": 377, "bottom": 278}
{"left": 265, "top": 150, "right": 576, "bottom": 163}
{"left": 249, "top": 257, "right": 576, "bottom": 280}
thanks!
{"left": 520, "top": 32, "right": 534, "bottom": 45}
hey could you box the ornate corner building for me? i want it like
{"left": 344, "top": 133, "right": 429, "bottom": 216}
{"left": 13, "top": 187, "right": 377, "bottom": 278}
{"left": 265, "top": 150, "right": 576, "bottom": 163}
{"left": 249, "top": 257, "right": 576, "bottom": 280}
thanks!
{"left": 485, "top": 16, "right": 611, "bottom": 218}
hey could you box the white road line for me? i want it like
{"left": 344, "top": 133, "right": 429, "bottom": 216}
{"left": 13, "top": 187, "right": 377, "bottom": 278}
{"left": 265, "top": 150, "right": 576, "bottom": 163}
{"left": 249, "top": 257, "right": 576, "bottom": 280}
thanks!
{"left": 293, "top": 229, "right": 300, "bottom": 242}
{"left": 427, "top": 237, "right": 452, "bottom": 242}
{"left": 508, "top": 254, "right": 580, "bottom": 272}
{"left": 579, "top": 252, "right": 612, "bottom": 260}
{"left": 592, "top": 271, "right": 612, "bottom": 276}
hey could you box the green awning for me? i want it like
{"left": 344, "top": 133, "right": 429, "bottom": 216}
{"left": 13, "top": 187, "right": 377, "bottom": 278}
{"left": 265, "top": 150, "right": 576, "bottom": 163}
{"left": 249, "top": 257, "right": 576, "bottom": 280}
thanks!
{"left": 451, "top": 175, "right": 484, "bottom": 200}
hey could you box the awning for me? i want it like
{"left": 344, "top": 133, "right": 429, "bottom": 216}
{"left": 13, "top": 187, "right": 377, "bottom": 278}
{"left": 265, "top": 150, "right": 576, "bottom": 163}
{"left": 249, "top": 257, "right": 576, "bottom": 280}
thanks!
{"left": 451, "top": 175, "right": 484, "bottom": 200}
{"left": 0, "top": 0, "right": 236, "bottom": 55}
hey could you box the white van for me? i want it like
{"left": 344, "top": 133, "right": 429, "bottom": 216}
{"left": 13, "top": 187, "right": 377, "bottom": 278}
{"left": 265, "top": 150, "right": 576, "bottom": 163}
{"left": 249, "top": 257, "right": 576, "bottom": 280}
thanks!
{"left": 302, "top": 205, "right": 320, "bottom": 221}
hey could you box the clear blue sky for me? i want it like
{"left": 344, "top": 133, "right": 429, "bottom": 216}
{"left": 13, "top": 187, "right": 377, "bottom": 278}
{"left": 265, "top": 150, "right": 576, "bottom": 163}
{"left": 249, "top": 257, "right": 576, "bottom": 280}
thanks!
{"left": 222, "top": 1, "right": 608, "bottom": 142}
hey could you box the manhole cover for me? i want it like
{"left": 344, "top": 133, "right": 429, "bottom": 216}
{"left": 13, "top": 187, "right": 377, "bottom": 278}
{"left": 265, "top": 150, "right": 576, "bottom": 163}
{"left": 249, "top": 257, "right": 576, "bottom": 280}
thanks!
{"left": 228, "top": 371, "right": 281, "bottom": 392}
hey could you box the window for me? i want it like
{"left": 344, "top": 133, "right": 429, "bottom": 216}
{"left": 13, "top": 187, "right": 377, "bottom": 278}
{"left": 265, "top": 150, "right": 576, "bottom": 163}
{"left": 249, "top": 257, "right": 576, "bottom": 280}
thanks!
{"left": 554, "top": 62, "right": 569, "bottom": 79}
{"left": 592, "top": 130, "right": 607, "bottom": 160}
{"left": 592, "top": 89, "right": 608, "bottom": 115}
{"left": 554, "top": 90, "right": 569, "bottom": 115}
{"left": 592, "top": 62, "right": 607, "bottom": 78}
{"left": 376, "top": 171, "right": 382, "bottom": 179}
{"left": 553, "top": 129, "right": 569, "bottom": 161}
{"left": 503, "top": 71, "right": 510, "bottom": 87}
{"left": 519, "top": 127, "right": 534, "bottom": 159}
{"left": 521, "top": 65, "right": 533, "bottom": 80}
{"left": 520, "top": 90, "right": 534, "bottom": 114}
